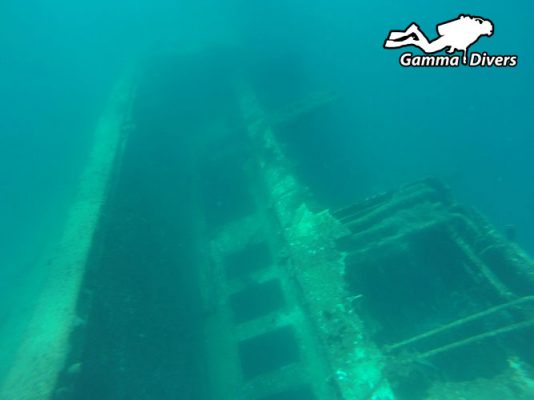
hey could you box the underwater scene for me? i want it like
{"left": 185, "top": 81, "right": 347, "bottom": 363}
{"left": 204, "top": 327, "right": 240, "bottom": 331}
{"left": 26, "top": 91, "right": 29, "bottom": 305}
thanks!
{"left": 1, "top": 1, "right": 533, "bottom": 399}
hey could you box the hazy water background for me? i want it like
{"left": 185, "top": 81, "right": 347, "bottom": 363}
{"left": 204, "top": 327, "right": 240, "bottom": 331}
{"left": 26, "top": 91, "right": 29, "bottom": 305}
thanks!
{"left": 0, "top": 0, "right": 532, "bottom": 390}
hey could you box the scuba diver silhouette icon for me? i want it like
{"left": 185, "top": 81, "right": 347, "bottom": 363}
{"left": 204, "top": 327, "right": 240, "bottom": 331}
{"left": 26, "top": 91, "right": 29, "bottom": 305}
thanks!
{"left": 384, "top": 14, "right": 494, "bottom": 64}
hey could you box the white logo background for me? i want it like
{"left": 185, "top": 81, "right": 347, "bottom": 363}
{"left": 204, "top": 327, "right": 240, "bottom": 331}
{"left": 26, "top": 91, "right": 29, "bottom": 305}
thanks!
{"left": 384, "top": 14, "right": 517, "bottom": 67}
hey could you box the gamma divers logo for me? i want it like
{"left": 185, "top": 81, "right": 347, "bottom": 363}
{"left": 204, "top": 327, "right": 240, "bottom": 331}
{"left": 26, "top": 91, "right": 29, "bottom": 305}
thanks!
{"left": 383, "top": 14, "right": 518, "bottom": 67}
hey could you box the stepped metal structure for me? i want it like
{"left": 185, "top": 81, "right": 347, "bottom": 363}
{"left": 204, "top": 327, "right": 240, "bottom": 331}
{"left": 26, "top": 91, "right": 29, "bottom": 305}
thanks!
{"left": 199, "top": 86, "right": 394, "bottom": 400}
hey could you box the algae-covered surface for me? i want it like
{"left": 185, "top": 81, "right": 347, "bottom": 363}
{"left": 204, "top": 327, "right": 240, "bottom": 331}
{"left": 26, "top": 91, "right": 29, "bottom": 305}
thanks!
{"left": 0, "top": 78, "right": 135, "bottom": 400}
